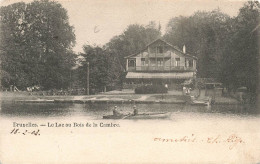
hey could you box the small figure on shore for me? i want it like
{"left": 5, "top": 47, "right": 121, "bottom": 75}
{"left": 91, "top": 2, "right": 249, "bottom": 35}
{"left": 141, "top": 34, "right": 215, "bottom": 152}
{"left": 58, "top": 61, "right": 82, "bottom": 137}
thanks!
{"left": 113, "top": 106, "right": 123, "bottom": 116}
{"left": 183, "top": 86, "right": 186, "bottom": 95}
{"left": 164, "top": 83, "right": 168, "bottom": 91}
{"left": 133, "top": 105, "right": 138, "bottom": 116}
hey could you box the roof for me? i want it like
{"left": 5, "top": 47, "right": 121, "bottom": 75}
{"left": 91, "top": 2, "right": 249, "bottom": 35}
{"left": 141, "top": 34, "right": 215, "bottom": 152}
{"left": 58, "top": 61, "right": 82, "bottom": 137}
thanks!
{"left": 124, "top": 38, "right": 197, "bottom": 60}
{"left": 125, "top": 72, "right": 194, "bottom": 79}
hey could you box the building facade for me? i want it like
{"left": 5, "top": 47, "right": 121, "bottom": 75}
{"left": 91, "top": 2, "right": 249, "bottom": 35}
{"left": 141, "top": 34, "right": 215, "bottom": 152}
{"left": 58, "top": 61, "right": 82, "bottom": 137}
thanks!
{"left": 124, "top": 39, "right": 197, "bottom": 89}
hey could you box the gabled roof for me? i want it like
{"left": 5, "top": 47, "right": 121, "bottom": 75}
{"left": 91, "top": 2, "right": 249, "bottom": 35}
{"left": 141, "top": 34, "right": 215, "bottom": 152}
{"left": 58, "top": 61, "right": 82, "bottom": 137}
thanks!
{"left": 124, "top": 38, "right": 197, "bottom": 60}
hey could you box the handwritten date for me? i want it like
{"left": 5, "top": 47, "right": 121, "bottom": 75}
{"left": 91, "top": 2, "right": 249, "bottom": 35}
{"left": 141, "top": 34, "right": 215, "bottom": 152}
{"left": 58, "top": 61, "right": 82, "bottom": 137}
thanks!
{"left": 10, "top": 128, "right": 40, "bottom": 136}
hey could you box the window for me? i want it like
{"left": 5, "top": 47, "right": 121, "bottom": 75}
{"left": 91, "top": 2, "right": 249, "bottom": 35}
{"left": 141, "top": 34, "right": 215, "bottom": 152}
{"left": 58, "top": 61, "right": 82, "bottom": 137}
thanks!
{"left": 150, "top": 58, "right": 156, "bottom": 66}
{"left": 189, "top": 59, "right": 193, "bottom": 67}
{"left": 185, "top": 59, "right": 193, "bottom": 67}
{"left": 185, "top": 59, "right": 189, "bottom": 67}
{"left": 128, "top": 60, "right": 135, "bottom": 67}
{"left": 175, "top": 58, "right": 180, "bottom": 67}
{"left": 157, "top": 59, "right": 163, "bottom": 66}
{"left": 157, "top": 46, "right": 163, "bottom": 53}
{"left": 141, "top": 58, "right": 145, "bottom": 66}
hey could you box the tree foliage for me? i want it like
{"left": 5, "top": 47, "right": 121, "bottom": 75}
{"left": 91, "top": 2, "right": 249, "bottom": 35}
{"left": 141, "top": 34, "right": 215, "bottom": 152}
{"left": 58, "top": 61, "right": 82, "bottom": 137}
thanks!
{"left": 77, "top": 45, "right": 121, "bottom": 92}
{"left": 163, "top": 1, "right": 259, "bottom": 103}
{"left": 221, "top": 1, "right": 259, "bottom": 103}
{"left": 164, "top": 9, "right": 232, "bottom": 79}
{"left": 0, "top": 0, "right": 76, "bottom": 90}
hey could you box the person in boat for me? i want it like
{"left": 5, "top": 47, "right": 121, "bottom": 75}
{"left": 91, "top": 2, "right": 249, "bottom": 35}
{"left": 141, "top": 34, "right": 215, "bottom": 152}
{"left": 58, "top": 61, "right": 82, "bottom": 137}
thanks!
{"left": 133, "top": 105, "right": 138, "bottom": 116}
{"left": 113, "top": 106, "right": 123, "bottom": 116}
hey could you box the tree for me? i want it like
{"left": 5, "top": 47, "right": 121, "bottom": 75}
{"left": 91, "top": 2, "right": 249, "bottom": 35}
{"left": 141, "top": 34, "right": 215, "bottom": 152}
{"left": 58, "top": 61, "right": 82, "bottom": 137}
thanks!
{"left": 164, "top": 10, "right": 232, "bottom": 79}
{"left": 221, "top": 1, "right": 259, "bottom": 103}
{"left": 164, "top": 1, "right": 259, "bottom": 104}
{"left": 0, "top": 2, "right": 28, "bottom": 88}
{"left": 77, "top": 45, "right": 120, "bottom": 93}
{"left": 0, "top": 0, "right": 76, "bottom": 90}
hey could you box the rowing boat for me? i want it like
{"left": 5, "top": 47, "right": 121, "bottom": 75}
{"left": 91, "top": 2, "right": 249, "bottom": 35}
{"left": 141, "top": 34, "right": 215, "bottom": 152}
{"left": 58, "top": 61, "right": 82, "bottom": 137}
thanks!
{"left": 191, "top": 100, "right": 210, "bottom": 106}
{"left": 103, "top": 112, "right": 169, "bottom": 119}
{"left": 189, "top": 96, "right": 211, "bottom": 106}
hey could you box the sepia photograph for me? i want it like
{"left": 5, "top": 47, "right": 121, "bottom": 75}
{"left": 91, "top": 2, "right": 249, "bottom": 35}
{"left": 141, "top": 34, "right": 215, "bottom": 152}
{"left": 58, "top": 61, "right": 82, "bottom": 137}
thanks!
{"left": 0, "top": 0, "right": 259, "bottom": 163}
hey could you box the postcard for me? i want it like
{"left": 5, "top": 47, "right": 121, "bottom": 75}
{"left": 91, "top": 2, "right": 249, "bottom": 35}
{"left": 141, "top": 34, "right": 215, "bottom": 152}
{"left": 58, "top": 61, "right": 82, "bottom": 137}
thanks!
{"left": 0, "top": 0, "right": 259, "bottom": 163}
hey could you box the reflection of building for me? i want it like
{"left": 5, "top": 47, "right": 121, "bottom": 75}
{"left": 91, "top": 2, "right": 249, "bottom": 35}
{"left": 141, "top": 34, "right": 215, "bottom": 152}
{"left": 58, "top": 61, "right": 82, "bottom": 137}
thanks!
{"left": 124, "top": 39, "right": 197, "bottom": 89}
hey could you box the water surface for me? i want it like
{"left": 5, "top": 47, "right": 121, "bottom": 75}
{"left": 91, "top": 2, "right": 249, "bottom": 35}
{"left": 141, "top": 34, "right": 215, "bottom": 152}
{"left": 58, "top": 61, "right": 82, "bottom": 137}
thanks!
{"left": 0, "top": 101, "right": 258, "bottom": 119}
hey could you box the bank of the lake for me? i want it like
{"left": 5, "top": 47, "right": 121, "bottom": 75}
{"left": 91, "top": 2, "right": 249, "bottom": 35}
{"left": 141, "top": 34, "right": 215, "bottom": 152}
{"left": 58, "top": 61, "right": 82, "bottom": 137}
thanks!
{"left": 0, "top": 90, "right": 240, "bottom": 105}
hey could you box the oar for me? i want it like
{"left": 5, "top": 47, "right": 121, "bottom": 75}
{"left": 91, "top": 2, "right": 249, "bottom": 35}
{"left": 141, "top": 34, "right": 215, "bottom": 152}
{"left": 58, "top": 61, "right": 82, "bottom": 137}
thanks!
{"left": 122, "top": 113, "right": 132, "bottom": 119}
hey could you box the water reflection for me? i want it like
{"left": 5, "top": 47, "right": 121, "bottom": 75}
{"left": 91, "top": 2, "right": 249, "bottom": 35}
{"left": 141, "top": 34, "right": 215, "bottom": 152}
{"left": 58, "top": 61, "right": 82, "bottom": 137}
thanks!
{"left": 0, "top": 101, "right": 258, "bottom": 119}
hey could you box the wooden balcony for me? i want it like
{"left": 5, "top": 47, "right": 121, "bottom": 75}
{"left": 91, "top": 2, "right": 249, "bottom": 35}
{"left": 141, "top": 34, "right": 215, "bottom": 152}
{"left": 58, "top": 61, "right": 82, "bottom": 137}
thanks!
{"left": 127, "top": 66, "right": 195, "bottom": 72}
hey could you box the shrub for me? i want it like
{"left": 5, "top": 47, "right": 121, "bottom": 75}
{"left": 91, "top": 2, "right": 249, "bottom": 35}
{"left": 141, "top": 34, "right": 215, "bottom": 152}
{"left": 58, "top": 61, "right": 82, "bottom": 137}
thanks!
{"left": 134, "top": 85, "right": 168, "bottom": 94}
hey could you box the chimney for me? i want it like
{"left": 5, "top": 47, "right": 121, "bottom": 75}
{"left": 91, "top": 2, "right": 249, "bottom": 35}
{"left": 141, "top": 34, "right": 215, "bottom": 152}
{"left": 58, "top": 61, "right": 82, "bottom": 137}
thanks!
{"left": 183, "top": 45, "right": 186, "bottom": 54}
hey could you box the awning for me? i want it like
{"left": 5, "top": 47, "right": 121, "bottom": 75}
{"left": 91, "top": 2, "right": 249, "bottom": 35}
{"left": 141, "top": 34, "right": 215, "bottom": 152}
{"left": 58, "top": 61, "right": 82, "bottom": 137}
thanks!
{"left": 126, "top": 72, "right": 194, "bottom": 79}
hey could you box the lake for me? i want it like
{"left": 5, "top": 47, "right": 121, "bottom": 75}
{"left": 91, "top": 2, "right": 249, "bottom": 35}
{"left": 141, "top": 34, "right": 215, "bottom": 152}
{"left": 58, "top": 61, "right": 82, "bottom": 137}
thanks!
{"left": 0, "top": 101, "right": 258, "bottom": 119}
{"left": 1, "top": 100, "right": 260, "bottom": 163}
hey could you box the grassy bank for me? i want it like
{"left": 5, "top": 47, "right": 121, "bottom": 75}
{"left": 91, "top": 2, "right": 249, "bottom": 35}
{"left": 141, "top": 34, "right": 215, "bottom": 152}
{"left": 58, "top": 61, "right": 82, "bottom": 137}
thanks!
{"left": 0, "top": 90, "right": 239, "bottom": 105}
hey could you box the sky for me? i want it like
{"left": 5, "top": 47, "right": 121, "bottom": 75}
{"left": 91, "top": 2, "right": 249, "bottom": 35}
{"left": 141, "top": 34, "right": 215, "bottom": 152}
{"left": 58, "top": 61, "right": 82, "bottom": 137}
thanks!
{"left": 1, "top": 0, "right": 246, "bottom": 53}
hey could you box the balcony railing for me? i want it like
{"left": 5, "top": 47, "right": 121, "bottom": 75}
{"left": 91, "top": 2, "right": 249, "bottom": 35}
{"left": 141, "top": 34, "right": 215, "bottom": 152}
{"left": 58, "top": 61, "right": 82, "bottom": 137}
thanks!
{"left": 128, "top": 66, "right": 195, "bottom": 72}
{"left": 144, "top": 53, "right": 171, "bottom": 58}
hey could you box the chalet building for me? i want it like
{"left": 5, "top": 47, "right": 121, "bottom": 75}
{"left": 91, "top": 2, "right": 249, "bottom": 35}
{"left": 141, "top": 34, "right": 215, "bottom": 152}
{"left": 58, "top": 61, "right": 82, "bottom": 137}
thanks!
{"left": 124, "top": 38, "right": 197, "bottom": 89}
